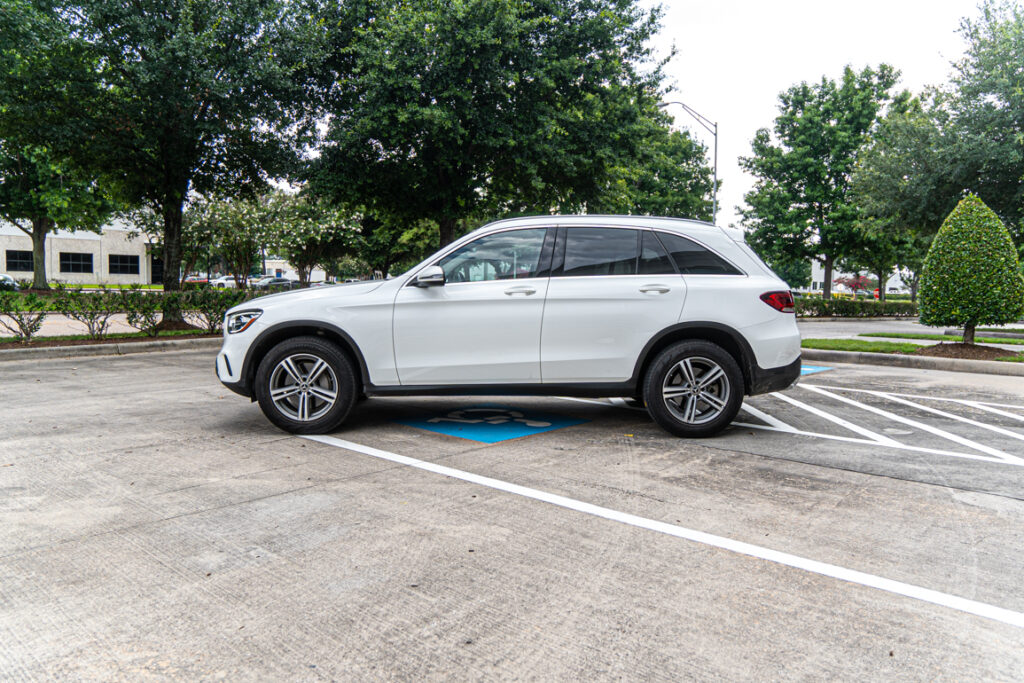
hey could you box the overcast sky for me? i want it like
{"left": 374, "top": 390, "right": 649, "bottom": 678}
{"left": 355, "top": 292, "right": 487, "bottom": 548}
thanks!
{"left": 645, "top": 0, "right": 977, "bottom": 228}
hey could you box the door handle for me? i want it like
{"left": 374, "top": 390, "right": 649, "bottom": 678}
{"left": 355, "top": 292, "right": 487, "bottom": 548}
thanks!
{"left": 639, "top": 284, "right": 671, "bottom": 294}
{"left": 504, "top": 285, "right": 537, "bottom": 296}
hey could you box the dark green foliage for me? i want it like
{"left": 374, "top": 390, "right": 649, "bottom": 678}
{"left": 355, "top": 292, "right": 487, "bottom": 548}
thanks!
{"left": 0, "top": 292, "right": 47, "bottom": 341}
{"left": 184, "top": 289, "right": 252, "bottom": 334}
{"left": 117, "top": 287, "right": 162, "bottom": 337}
{"left": 741, "top": 65, "right": 897, "bottom": 298}
{"left": 312, "top": 0, "right": 667, "bottom": 245}
{"left": 795, "top": 298, "right": 918, "bottom": 318}
{"left": 919, "top": 195, "right": 1024, "bottom": 341}
{"left": 53, "top": 286, "right": 120, "bottom": 338}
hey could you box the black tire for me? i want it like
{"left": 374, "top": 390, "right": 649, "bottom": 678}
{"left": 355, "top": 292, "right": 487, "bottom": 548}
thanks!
{"left": 254, "top": 336, "right": 358, "bottom": 434}
{"left": 643, "top": 340, "right": 744, "bottom": 438}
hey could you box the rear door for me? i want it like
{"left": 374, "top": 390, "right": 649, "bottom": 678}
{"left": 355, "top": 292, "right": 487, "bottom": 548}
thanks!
{"left": 540, "top": 227, "right": 687, "bottom": 383}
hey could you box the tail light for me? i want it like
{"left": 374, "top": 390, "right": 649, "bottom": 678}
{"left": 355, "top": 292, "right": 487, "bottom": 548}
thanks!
{"left": 760, "top": 290, "right": 795, "bottom": 313}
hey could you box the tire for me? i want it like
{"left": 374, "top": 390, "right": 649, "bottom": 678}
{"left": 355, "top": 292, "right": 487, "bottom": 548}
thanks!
{"left": 643, "top": 340, "right": 744, "bottom": 438}
{"left": 254, "top": 336, "right": 358, "bottom": 434}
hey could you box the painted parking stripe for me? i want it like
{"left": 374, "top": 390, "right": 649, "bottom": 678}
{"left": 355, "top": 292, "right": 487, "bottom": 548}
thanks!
{"left": 963, "top": 401, "right": 1024, "bottom": 424}
{"left": 770, "top": 392, "right": 902, "bottom": 446}
{"left": 303, "top": 434, "right": 1024, "bottom": 629}
{"left": 738, "top": 403, "right": 798, "bottom": 432}
{"left": 804, "top": 385, "right": 1024, "bottom": 412}
{"left": 800, "top": 385, "right": 1019, "bottom": 464}
{"left": 858, "top": 390, "right": 1024, "bottom": 445}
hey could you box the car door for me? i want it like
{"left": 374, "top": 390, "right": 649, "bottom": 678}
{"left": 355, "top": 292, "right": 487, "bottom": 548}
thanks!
{"left": 541, "top": 227, "right": 687, "bottom": 383}
{"left": 393, "top": 227, "right": 553, "bottom": 384}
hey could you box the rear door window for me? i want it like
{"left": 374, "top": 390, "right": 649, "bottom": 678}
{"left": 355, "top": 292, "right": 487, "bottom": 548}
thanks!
{"left": 638, "top": 231, "right": 677, "bottom": 275}
{"left": 655, "top": 232, "right": 743, "bottom": 275}
{"left": 560, "top": 228, "right": 639, "bottom": 277}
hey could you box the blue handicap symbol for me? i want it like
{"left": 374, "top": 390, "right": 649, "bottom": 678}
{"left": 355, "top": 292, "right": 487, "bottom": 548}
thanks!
{"left": 396, "top": 404, "right": 587, "bottom": 443}
{"left": 801, "top": 365, "right": 833, "bottom": 376}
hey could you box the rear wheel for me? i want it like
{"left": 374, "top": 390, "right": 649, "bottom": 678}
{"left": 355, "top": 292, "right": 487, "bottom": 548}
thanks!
{"left": 254, "top": 336, "right": 358, "bottom": 434}
{"left": 643, "top": 340, "right": 744, "bottom": 438}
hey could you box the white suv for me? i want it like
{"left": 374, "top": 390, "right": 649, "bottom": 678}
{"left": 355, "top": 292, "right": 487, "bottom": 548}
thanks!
{"left": 216, "top": 216, "right": 801, "bottom": 437}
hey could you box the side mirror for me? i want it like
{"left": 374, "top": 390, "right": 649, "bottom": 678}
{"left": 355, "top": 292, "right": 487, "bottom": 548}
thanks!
{"left": 413, "top": 265, "right": 445, "bottom": 287}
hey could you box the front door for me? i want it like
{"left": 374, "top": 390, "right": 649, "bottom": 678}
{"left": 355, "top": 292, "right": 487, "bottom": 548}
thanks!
{"left": 393, "top": 227, "right": 553, "bottom": 385}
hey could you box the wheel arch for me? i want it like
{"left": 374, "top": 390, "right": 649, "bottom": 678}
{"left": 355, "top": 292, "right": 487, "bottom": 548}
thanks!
{"left": 632, "top": 322, "right": 755, "bottom": 395}
{"left": 240, "top": 320, "right": 370, "bottom": 399}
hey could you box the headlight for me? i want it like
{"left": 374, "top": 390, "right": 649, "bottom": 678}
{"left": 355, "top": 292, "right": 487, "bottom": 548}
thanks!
{"left": 226, "top": 310, "right": 262, "bottom": 334}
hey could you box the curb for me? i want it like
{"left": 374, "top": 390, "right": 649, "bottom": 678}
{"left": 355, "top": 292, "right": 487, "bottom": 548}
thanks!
{"left": 801, "top": 348, "right": 1024, "bottom": 377}
{"left": 0, "top": 337, "right": 221, "bottom": 362}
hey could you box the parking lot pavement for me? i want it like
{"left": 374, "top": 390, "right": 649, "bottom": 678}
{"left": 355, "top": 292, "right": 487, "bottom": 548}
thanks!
{"left": 2, "top": 351, "right": 1023, "bottom": 679}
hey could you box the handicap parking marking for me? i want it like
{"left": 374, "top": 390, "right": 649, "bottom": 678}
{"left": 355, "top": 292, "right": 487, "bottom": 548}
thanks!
{"left": 800, "top": 365, "right": 833, "bottom": 375}
{"left": 396, "top": 404, "right": 588, "bottom": 443}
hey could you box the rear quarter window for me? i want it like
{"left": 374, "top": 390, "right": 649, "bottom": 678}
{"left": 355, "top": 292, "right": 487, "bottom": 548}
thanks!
{"left": 655, "top": 232, "right": 744, "bottom": 275}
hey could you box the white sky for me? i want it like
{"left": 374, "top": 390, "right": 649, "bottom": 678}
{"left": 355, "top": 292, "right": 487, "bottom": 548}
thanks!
{"left": 647, "top": 0, "right": 977, "bottom": 228}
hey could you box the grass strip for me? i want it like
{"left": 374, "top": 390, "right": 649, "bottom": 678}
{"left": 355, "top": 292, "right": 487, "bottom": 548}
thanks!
{"left": 0, "top": 329, "right": 211, "bottom": 345}
{"left": 859, "top": 332, "right": 1024, "bottom": 346}
{"left": 801, "top": 338, "right": 924, "bottom": 353}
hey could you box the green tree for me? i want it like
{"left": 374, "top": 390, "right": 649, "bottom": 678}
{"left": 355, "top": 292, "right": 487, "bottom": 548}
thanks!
{"left": 2, "top": 0, "right": 325, "bottom": 308}
{"left": 741, "top": 65, "right": 898, "bottom": 298}
{"left": 919, "top": 195, "right": 1024, "bottom": 344}
{"left": 0, "top": 145, "right": 111, "bottom": 289}
{"left": 192, "top": 198, "right": 269, "bottom": 289}
{"left": 946, "top": 1, "right": 1024, "bottom": 236}
{"left": 311, "top": 0, "right": 666, "bottom": 246}
{"left": 351, "top": 215, "right": 440, "bottom": 278}
{"left": 266, "top": 194, "right": 357, "bottom": 287}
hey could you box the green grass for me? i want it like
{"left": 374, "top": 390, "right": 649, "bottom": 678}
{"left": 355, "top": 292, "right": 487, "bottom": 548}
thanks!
{"left": 997, "top": 354, "right": 1024, "bottom": 362}
{"left": 979, "top": 327, "right": 1024, "bottom": 334}
{"left": 0, "top": 329, "right": 211, "bottom": 345}
{"left": 859, "top": 332, "right": 1024, "bottom": 345}
{"left": 801, "top": 338, "right": 925, "bottom": 353}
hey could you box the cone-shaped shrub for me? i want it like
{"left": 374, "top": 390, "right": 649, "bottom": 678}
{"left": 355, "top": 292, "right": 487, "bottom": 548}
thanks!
{"left": 919, "top": 194, "right": 1024, "bottom": 344}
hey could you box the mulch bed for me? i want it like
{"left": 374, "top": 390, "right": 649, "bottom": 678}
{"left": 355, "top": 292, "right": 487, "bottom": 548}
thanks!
{"left": 910, "top": 342, "right": 1023, "bottom": 361}
{"left": 0, "top": 334, "right": 219, "bottom": 349}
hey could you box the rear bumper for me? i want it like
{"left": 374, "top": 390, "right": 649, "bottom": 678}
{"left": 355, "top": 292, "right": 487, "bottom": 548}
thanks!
{"left": 748, "top": 356, "right": 801, "bottom": 395}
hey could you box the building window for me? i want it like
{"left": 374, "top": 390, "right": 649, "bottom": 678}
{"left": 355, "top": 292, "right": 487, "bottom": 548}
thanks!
{"left": 109, "top": 254, "right": 140, "bottom": 275}
{"left": 59, "top": 252, "right": 93, "bottom": 274}
{"left": 5, "top": 250, "right": 33, "bottom": 272}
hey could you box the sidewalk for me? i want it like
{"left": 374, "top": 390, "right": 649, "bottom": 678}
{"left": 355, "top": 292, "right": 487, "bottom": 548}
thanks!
{"left": 0, "top": 313, "right": 139, "bottom": 339}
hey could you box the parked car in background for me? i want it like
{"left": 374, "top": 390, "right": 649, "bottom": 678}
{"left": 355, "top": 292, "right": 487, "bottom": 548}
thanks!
{"left": 217, "top": 215, "right": 801, "bottom": 438}
{"left": 211, "top": 275, "right": 243, "bottom": 289}
{"left": 184, "top": 275, "right": 209, "bottom": 287}
{"left": 251, "top": 276, "right": 298, "bottom": 291}
{"left": 0, "top": 274, "right": 21, "bottom": 291}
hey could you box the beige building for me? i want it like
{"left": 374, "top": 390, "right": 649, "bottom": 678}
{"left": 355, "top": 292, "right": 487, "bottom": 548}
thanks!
{"left": 0, "top": 221, "right": 159, "bottom": 286}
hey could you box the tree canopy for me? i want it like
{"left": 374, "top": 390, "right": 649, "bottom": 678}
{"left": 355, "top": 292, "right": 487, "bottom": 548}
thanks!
{"left": 740, "top": 65, "right": 897, "bottom": 297}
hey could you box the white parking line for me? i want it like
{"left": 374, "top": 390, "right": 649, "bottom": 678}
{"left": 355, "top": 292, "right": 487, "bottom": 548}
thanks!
{"left": 964, "top": 401, "right": 1024, "bottom": 424}
{"left": 770, "top": 392, "right": 902, "bottom": 446}
{"left": 861, "top": 391, "right": 1024, "bottom": 446}
{"left": 302, "top": 434, "right": 1024, "bottom": 629}
{"left": 800, "top": 385, "right": 1018, "bottom": 463}
{"left": 803, "top": 385, "right": 1024, "bottom": 412}
{"left": 738, "top": 403, "right": 797, "bottom": 432}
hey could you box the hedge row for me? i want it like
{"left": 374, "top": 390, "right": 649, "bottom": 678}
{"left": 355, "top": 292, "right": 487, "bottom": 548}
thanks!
{"left": 0, "top": 287, "right": 253, "bottom": 342}
{"left": 795, "top": 298, "right": 918, "bottom": 318}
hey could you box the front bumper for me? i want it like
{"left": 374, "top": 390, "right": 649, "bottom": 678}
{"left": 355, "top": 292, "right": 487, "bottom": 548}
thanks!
{"left": 748, "top": 355, "right": 801, "bottom": 395}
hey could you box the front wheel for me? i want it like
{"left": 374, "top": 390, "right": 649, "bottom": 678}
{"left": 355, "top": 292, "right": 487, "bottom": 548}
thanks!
{"left": 643, "top": 340, "right": 744, "bottom": 438}
{"left": 254, "top": 336, "right": 358, "bottom": 434}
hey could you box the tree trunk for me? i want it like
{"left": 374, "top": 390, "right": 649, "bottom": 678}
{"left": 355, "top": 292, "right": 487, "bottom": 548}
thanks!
{"left": 161, "top": 199, "right": 185, "bottom": 322}
{"left": 822, "top": 255, "right": 833, "bottom": 299}
{"left": 876, "top": 269, "right": 887, "bottom": 302}
{"left": 438, "top": 217, "right": 457, "bottom": 248}
{"left": 909, "top": 274, "right": 920, "bottom": 304}
{"left": 963, "top": 323, "right": 976, "bottom": 345}
{"left": 30, "top": 217, "right": 52, "bottom": 290}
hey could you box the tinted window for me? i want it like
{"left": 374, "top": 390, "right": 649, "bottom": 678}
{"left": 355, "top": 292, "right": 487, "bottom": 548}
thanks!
{"left": 638, "top": 231, "right": 676, "bottom": 275}
{"left": 439, "top": 228, "right": 547, "bottom": 283}
{"left": 60, "top": 252, "right": 93, "bottom": 274}
{"left": 5, "top": 250, "right": 32, "bottom": 272}
{"left": 109, "top": 254, "right": 140, "bottom": 275}
{"left": 561, "top": 228, "right": 638, "bottom": 277}
{"left": 656, "top": 232, "right": 742, "bottom": 275}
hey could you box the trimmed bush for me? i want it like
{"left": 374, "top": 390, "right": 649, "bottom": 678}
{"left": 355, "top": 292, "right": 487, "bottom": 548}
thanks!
{"left": 795, "top": 298, "right": 917, "bottom": 318}
{"left": 117, "top": 287, "right": 162, "bottom": 336}
{"left": 53, "top": 286, "right": 120, "bottom": 339}
{"left": 0, "top": 292, "right": 47, "bottom": 341}
{"left": 919, "top": 195, "right": 1024, "bottom": 343}
{"left": 184, "top": 288, "right": 251, "bottom": 333}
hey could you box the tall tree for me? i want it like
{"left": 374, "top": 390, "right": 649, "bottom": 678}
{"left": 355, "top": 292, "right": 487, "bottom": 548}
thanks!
{"left": 740, "top": 65, "right": 897, "bottom": 298}
{"left": 0, "top": 145, "right": 110, "bottom": 289}
{"left": 2, "top": 0, "right": 325, "bottom": 309}
{"left": 311, "top": 0, "right": 666, "bottom": 246}
{"left": 946, "top": 0, "right": 1024, "bottom": 238}
{"left": 266, "top": 193, "right": 357, "bottom": 287}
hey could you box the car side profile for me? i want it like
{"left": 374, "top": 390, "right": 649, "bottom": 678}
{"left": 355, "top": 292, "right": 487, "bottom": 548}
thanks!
{"left": 216, "top": 216, "right": 801, "bottom": 437}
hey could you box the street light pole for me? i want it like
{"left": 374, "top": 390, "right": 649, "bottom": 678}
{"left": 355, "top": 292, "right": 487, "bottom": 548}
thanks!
{"left": 659, "top": 100, "right": 718, "bottom": 224}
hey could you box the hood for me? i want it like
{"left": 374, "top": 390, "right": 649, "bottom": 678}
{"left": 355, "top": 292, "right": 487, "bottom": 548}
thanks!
{"left": 228, "top": 280, "right": 386, "bottom": 314}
